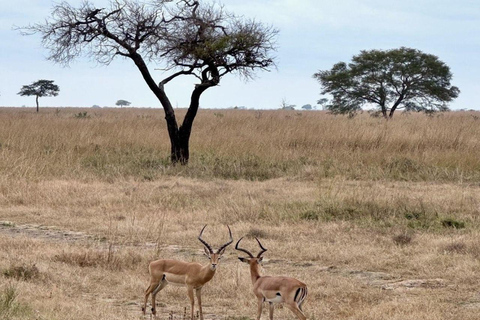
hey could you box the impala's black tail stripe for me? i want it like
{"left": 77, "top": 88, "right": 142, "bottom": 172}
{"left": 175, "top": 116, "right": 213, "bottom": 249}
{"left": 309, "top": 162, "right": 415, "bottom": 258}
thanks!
{"left": 294, "top": 287, "right": 301, "bottom": 301}
{"left": 294, "top": 287, "right": 308, "bottom": 311}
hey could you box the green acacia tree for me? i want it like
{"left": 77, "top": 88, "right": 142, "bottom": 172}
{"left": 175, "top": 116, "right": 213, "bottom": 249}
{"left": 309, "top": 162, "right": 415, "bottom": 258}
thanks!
{"left": 314, "top": 47, "right": 460, "bottom": 119}
{"left": 18, "top": 79, "right": 60, "bottom": 112}
{"left": 116, "top": 100, "right": 131, "bottom": 107}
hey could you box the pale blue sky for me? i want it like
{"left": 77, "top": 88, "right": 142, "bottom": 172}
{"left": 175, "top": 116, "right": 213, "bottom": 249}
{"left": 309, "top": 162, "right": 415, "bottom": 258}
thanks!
{"left": 1, "top": 0, "right": 479, "bottom": 110}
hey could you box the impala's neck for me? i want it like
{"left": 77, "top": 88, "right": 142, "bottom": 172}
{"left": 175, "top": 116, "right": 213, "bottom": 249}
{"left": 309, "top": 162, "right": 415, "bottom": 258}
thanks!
{"left": 250, "top": 262, "right": 262, "bottom": 285}
{"left": 199, "top": 264, "right": 216, "bottom": 284}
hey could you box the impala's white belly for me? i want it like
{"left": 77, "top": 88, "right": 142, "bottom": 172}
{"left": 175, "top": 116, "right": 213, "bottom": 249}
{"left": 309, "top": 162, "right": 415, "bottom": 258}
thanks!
{"left": 264, "top": 293, "right": 283, "bottom": 303}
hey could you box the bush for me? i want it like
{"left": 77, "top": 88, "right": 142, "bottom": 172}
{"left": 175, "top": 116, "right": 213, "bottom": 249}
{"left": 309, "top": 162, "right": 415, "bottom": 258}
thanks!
{"left": 2, "top": 264, "right": 40, "bottom": 281}
{"left": 441, "top": 218, "right": 466, "bottom": 229}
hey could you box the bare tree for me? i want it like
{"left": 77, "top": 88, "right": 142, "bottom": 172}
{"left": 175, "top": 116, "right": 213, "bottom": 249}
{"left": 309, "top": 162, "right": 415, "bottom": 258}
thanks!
{"left": 21, "top": 0, "right": 277, "bottom": 164}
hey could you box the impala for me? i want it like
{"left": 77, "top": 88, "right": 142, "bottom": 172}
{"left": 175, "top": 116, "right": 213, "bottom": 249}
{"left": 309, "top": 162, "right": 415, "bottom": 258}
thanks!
{"left": 236, "top": 237, "right": 308, "bottom": 320}
{"left": 143, "top": 225, "right": 233, "bottom": 319}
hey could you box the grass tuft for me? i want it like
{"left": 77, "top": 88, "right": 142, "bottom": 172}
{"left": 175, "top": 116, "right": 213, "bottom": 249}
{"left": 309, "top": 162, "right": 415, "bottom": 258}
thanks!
{"left": 440, "top": 218, "right": 466, "bottom": 229}
{"left": 2, "top": 264, "right": 40, "bottom": 281}
{"left": 392, "top": 233, "right": 413, "bottom": 246}
{"left": 53, "top": 246, "right": 144, "bottom": 271}
{"left": 0, "top": 284, "right": 32, "bottom": 320}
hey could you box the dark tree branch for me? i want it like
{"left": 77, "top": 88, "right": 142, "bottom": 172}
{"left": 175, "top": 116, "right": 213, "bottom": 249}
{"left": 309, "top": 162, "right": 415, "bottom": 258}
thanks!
{"left": 21, "top": 0, "right": 277, "bottom": 164}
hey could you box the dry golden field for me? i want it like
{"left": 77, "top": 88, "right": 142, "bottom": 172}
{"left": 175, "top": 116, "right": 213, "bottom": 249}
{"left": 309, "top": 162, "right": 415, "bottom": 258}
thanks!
{"left": 0, "top": 107, "right": 479, "bottom": 320}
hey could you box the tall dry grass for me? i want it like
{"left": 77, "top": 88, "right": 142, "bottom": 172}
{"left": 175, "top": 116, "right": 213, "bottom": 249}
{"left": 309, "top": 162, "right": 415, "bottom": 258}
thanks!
{"left": 0, "top": 107, "right": 479, "bottom": 181}
{"left": 0, "top": 107, "right": 480, "bottom": 320}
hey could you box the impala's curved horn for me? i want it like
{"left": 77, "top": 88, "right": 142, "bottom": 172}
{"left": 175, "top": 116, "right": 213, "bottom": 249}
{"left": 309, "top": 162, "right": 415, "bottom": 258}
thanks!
{"left": 198, "top": 225, "right": 214, "bottom": 254}
{"left": 216, "top": 225, "right": 233, "bottom": 254}
{"left": 255, "top": 237, "right": 268, "bottom": 258}
{"left": 235, "top": 236, "right": 254, "bottom": 258}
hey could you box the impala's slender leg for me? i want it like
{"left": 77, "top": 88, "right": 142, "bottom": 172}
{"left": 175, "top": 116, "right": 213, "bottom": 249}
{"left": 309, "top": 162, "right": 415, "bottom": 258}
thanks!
{"left": 143, "top": 283, "right": 156, "bottom": 314}
{"left": 236, "top": 237, "right": 308, "bottom": 320}
{"left": 143, "top": 278, "right": 164, "bottom": 315}
{"left": 268, "top": 302, "right": 274, "bottom": 320}
{"left": 142, "top": 226, "right": 233, "bottom": 317}
{"left": 285, "top": 301, "right": 306, "bottom": 320}
{"left": 196, "top": 288, "right": 204, "bottom": 320}
{"left": 187, "top": 285, "right": 195, "bottom": 320}
{"left": 151, "top": 277, "right": 168, "bottom": 315}
{"left": 256, "top": 296, "right": 264, "bottom": 320}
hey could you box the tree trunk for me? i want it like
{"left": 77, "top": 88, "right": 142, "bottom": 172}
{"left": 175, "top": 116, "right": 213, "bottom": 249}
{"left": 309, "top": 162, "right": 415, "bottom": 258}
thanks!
{"left": 129, "top": 53, "right": 184, "bottom": 164}
{"left": 170, "top": 129, "right": 190, "bottom": 165}
{"left": 170, "top": 84, "right": 211, "bottom": 165}
{"left": 36, "top": 95, "right": 39, "bottom": 113}
{"left": 129, "top": 52, "right": 216, "bottom": 165}
{"left": 381, "top": 108, "right": 388, "bottom": 119}
{"left": 389, "top": 93, "right": 405, "bottom": 119}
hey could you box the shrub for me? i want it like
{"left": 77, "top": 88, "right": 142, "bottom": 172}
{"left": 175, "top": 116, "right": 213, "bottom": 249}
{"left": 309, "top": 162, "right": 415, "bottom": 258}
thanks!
{"left": 2, "top": 264, "right": 40, "bottom": 281}
{"left": 441, "top": 218, "right": 466, "bottom": 229}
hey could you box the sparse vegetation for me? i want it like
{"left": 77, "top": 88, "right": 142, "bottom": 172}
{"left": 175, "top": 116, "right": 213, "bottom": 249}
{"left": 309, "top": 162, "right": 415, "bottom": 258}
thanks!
{"left": 0, "top": 107, "right": 479, "bottom": 320}
{"left": 0, "top": 108, "right": 479, "bottom": 182}
{"left": 0, "top": 285, "right": 32, "bottom": 320}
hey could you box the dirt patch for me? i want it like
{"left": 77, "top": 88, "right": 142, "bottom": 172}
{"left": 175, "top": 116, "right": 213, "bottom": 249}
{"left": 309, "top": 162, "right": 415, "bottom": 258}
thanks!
{"left": 381, "top": 278, "right": 447, "bottom": 290}
{"left": 347, "top": 270, "right": 398, "bottom": 286}
{"left": 0, "top": 220, "right": 194, "bottom": 256}
{"left": 0, "top": 220, "right": 93, "bottom": 243}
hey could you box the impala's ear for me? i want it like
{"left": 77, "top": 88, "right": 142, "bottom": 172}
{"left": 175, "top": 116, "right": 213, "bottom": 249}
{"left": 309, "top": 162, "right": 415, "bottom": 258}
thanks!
{"left": 204, "top": 246, "right": 212, "bottom": 258}
{"left": 258, "top": 256, "right": 264, "bottom": 264}
{"left": 238, "top": 257, "right": 249, "bottom": 263}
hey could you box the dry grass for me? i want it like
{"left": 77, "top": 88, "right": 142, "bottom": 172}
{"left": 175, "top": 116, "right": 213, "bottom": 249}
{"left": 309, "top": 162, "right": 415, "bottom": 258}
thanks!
{"left": 1, "top": 108, "right": 479, "bottom": 182}
{"left": 0, "top": 107, "right": 479, "bottom": 319}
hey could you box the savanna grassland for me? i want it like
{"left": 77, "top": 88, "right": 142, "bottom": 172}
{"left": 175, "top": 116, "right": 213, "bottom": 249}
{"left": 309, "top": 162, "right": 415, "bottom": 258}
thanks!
{"left": 0, "top": 107, "right": 479, "bottom": 320}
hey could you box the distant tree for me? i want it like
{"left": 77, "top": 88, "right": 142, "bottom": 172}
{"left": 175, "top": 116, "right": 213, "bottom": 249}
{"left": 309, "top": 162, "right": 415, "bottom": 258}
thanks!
{"left": 313, "top": 47, "right": 460, "bottom": 119}
{"left": 280, "top": 98, "right": 296, "bottom": 110}
{"left": 22, "top": 0, "right": 277, "bottom": 164}
{"left": 317, "top": 98, "right": 328, "bottom": 110}
{"left": 17, "top": 79, "right": 59, "bottom": 112}
{"left": 301, "top": 104, "right": 312, "bottom": 110}
{"left": 116, "top": 100, "right": 131, "bottom": 107}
